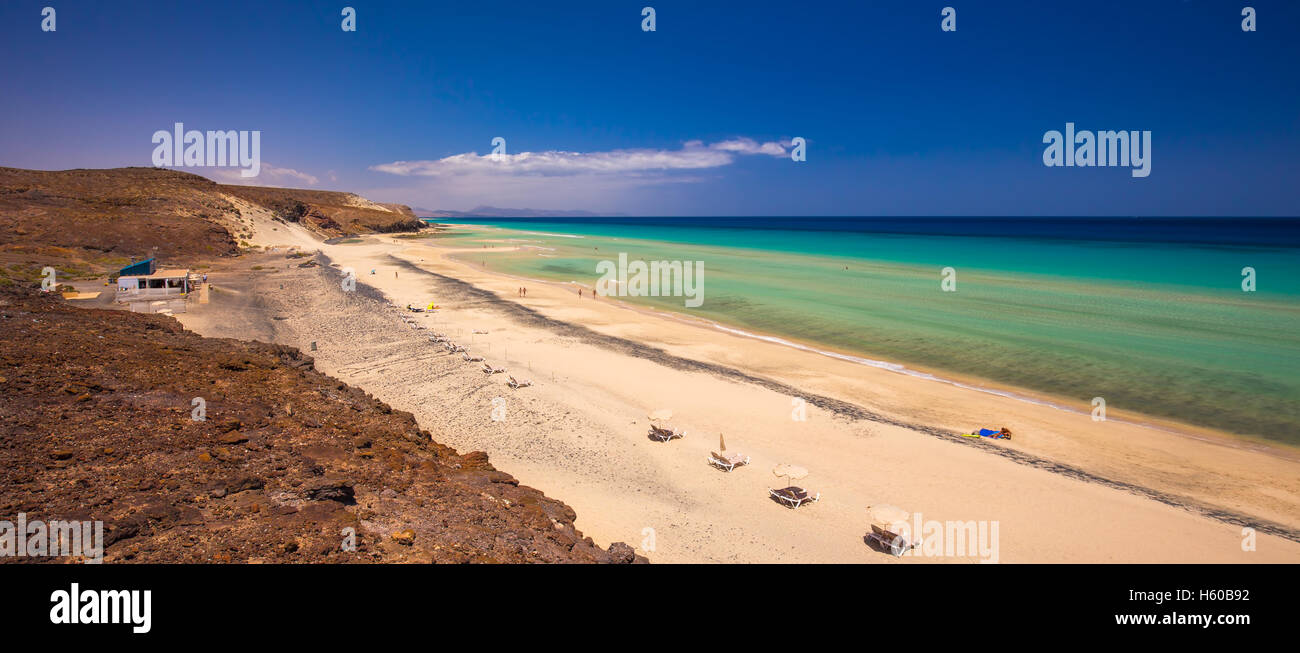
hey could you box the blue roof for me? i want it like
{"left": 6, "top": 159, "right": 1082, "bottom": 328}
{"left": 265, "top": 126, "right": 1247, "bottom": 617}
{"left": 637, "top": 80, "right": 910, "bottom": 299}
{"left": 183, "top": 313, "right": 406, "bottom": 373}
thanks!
{"left": 118, "top": 258, "right": 156, "bottom": 277}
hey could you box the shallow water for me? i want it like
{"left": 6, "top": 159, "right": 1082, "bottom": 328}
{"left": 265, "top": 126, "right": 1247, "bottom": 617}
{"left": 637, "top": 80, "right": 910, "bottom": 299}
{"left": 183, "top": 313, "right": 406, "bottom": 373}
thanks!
{"left": 432, "top": 218, "right": 1300, "bottom": 444}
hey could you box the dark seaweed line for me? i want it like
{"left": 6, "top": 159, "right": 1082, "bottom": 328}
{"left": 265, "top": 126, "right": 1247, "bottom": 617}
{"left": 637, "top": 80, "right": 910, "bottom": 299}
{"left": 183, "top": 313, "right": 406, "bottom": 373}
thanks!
{"left": 367, "top": 254, "right": 1299, "bottom": 544}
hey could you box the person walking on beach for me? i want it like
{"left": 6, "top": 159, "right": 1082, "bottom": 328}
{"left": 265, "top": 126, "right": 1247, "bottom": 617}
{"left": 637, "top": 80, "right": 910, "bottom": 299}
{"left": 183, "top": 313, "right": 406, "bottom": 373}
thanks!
{"left": 523, "top": 287, "right": 527, "bottom": 297}
{"left": 578, "top": 288, "right": 583, "bottom": 298}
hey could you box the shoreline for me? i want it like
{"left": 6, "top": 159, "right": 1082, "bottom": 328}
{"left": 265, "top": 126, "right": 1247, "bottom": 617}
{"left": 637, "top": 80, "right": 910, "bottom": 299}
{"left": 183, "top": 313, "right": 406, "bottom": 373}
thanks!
{"left": 174, "top": 214, "right": 1300, "bottom": 562}
{"left": 380, "top": 252, "right": 1300, "bottom": 544}
{"left": 433, "top": 228, "right": 1294, "bottom": 461}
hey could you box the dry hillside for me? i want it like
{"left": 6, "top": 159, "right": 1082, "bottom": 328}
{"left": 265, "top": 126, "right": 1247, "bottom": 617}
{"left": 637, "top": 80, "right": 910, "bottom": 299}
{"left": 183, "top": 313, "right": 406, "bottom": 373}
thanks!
{"left": 0, "top": 286, "right": 642, "bottom": 563}
{"left": 0, "top": 166, "right": 424, "bottom": 286}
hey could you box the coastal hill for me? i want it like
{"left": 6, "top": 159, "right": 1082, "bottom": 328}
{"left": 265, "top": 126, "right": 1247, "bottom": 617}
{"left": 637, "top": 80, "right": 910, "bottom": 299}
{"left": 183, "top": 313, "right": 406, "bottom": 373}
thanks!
{"left": 0, "top": 285, "right": 641, "bottom": 563}
{"left": 0, "top": 166, "right": 424, "bottom": 285}
{"left": 0, "top": 166, "right": 641, "bottom": 563}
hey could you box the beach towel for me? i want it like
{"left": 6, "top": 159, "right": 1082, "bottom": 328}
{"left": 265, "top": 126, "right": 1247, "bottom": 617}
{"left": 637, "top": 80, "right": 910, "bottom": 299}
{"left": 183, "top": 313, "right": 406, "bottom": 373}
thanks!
{"left": 973, "top": 428, "right": 1011, "bottom": 440}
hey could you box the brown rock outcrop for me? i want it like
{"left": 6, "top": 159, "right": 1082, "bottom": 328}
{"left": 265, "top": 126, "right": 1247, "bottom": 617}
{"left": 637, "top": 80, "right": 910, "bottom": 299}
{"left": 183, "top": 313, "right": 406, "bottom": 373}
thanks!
{"left": 0, "top": 287, "right": 646, "bottom": 564}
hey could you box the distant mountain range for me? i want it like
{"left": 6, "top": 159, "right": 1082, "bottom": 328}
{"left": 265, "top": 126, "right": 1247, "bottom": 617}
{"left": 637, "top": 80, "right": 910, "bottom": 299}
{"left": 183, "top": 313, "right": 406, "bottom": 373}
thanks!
{"left": 414, "top": 206, "right": 621, "bottom": 219}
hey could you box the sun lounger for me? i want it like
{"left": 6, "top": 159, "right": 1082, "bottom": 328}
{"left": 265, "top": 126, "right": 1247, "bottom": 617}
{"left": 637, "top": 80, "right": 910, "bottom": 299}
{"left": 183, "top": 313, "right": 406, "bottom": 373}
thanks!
{"left": 707, "top": 451, "right": 750, "bottom": 471}
{"left": 507, "top": 376, "right": 533, "bottom": 389}
{"left": 648, "top": 425, "right": 685, "bottom": 442}
{"left": 481, "top": 362, "right": 506, "bottom": 374}
{"left": 769, "top": 486, "right": 819, "bottom": 508}
{"left": 473, "top": 329, "right": 488, "bottom": 334}
{"left": 462, "top": 353, "right": 484, "bottom": 362}
{"left": 446, "top": 343, "right": 466, "bottom": 353}
{"left": 867, "top": 522, "right": 919, "bottom": 556}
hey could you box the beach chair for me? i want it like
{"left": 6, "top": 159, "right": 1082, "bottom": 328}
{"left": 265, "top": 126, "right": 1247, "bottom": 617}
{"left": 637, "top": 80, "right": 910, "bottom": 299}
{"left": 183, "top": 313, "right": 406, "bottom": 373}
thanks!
{"left": 867, "top": 523, "right": 919, "bottom": 556}
{"left": 707, "top": 451, "right": 750, "bottom": 472}
{"left": 507, "top": 376, "right": 533, "bottom": 389}
{"left": 648, "top": 425, "right": 685, "bottom": 442}
{"left": 462, "top": 353, "right": 484, "bottom": 362}
{"left": 446, "top": 343, "right": 466, "bottom": 353}
{"left": 473, "top": 329, "right": 488, "bottom": 334}
{"left": 482, "top": 362, "right": 506, "bottom": 374}
{"left": 768, "top": 486, "right": 819, "bottom": 508}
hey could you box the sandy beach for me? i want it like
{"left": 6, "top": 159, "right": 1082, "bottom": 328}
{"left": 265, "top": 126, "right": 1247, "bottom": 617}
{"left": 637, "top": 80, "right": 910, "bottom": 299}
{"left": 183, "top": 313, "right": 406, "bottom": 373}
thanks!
{"left": 176, "top": 210, "right": 1300, "bottom": 563}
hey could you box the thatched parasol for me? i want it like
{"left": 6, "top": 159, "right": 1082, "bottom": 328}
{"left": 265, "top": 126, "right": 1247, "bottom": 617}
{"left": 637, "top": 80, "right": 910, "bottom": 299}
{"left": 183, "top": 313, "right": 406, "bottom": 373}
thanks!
{"left": 868, "top": 504, "right": 910, "bottom": 529}
{"left": 772, "top": 463, "right": 808, "bottom": 487}
{"left": 648, "top": 408, "right": 674, "bottom": 423}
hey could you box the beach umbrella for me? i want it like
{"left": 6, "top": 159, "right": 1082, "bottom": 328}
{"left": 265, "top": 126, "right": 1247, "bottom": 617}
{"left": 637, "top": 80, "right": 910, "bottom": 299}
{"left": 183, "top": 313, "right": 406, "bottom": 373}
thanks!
{"left": 868, "top": 504, "right": 910, "bottom": 529}
{"left": 771, "top": 463, "right": 808, "bottom": 487}
{"left": 719, "top": 433, "right": 726, "bottom": 452}
{"left": 648, "top": 409, "right": 673, "bottom": 422}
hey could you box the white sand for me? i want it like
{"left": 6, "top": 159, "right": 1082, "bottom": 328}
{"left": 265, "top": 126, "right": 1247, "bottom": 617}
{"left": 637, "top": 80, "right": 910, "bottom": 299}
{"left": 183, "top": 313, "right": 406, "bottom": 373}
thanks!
{"left": 176, "top": 218, "right": 1300, "bottom": 563}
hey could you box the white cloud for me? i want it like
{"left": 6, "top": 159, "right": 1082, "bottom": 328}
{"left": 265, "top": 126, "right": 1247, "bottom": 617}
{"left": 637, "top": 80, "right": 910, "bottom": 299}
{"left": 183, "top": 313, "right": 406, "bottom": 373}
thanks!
{"left": 706, "top": 137, "right": 790, "bottom": 157}
{"left": 370, "top": 138, "right": 789, "bottom": 178}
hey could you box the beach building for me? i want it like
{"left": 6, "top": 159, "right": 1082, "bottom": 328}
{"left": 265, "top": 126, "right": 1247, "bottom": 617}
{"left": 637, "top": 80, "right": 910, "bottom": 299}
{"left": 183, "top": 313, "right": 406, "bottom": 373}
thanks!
{"left": 115, "top": 258, "right": 199, "bottom": 313}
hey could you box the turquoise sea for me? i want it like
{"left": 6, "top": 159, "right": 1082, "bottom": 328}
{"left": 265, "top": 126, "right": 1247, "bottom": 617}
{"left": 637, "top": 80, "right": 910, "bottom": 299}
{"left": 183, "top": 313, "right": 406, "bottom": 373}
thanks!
{"left": 425, "top": 218, "right": 1300, "bottom": 445}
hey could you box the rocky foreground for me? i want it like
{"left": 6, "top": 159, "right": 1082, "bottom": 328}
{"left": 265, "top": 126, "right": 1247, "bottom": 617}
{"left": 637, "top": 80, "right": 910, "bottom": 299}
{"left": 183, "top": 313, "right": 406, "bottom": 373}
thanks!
{"left": 0, "top": 287, "right": 643, "bottom": 563}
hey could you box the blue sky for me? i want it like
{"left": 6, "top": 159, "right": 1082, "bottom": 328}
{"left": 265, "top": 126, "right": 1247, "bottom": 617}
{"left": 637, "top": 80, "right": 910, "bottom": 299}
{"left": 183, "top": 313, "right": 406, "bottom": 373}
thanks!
{"left": 1, "top": 0, "right": 1297, "bottom": 216}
